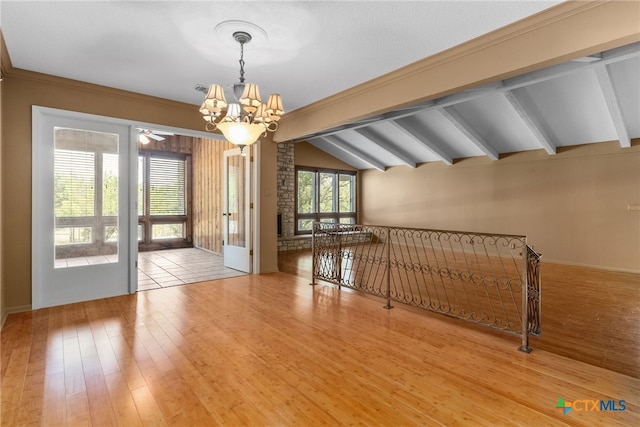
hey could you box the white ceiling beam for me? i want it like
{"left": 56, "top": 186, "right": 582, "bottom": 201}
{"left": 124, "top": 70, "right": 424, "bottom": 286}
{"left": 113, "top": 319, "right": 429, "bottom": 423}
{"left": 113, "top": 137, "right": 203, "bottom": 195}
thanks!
{"left": 297, "top": 42, "right": 640, "bottom": 143}
{"left": 593, "top": 65, "right": 631, "bottom": 148}
{"left": 503, "top": 42, "right": 640, "bottom": 91}
{"left": 300, "top": 102, "right": 435, "bottom": 141}
{"left": 502, "top": 90, "right": 557, "bottom": 155}
{"left": 354, "top": 128, "right": 417, "bottom": 168}
{"left": 388, "top": 120, "right": 453, "bottom": 165}
{"left": 434, "top": 81, "right": 505, "bottom": 109}
{"left": 307, "top": 139, "right": 367, "bottom": 170}
{"left": 319, "top": 136, "right": 387, "bottom": 172}
{"left": 436, "top": 107, "right": 499, "bottom": 161}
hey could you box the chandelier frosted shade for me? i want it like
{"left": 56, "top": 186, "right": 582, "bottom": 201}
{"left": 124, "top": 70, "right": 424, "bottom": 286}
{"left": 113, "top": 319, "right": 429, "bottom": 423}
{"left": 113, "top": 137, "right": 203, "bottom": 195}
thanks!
{"left": 265, "top": 94, "right": 284, "bottom": 119}
{"left": 199, "top": 84, "right": 227, "bottom": 120}
{"left": 217, "top": 120, "right": 266, "bottom": 147}
{"left": 240, "top": 83, "right": 262, "bottom": 114}
{"left": 200, "top": 31, "right": 284, "bottom": 146}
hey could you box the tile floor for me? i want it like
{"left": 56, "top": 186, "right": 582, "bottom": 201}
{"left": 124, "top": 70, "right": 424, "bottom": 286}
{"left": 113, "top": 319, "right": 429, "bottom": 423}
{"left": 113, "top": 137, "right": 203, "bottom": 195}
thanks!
{"left": 137, "top": 248, "right": 246, "bottom": 291}
{"left": 55, "top": 254, "right": 119, "bottom": 268}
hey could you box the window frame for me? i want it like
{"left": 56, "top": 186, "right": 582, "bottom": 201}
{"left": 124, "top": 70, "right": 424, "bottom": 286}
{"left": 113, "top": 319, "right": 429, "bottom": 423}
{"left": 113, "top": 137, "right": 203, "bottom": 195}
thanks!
{"left": 138, "top": 149, "right": 193, "bottom": 251}
{"left": 294, "top": 166, "right": 357, "bottom": 235}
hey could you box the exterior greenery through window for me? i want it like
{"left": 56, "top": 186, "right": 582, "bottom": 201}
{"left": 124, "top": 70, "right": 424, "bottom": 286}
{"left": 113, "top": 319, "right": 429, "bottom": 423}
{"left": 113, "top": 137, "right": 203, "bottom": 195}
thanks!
{"left": 54, "top": 141, "right": 192, "bottom": 255}
{"left": 54, "top": 148, "right": 119, "bottom": 250}
{"left": 295, "top": 167, "right": 356, "bottom": 234}
{"left": 53, "top": 126, "right": 122, "bottom": 261}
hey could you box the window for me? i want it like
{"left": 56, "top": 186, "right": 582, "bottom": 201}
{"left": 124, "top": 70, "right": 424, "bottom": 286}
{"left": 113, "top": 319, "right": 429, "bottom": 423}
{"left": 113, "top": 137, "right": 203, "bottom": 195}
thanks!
{"left": 53, "top": 130, "right": 119, "bottom": 259}
{"left": 295, "top": 167, "right": 356, "bottom": 234}
{"left": 138, "top": 151, "right": 192, "bottom": 250}
{"left": 149, "top": 157, "right": 186, "bottom": 216}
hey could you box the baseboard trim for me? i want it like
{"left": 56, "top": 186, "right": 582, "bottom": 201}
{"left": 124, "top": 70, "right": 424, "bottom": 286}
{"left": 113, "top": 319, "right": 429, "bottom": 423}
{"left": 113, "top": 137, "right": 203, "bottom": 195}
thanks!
{"left": 3, "top": 304, "right": 33, "bottom": 325}
{"left": 542, "top": 258, "right": 640, "bottom": 274}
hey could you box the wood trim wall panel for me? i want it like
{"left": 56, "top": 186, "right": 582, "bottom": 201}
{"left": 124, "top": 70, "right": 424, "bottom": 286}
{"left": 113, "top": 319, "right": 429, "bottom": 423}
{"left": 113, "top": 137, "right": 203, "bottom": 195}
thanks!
{"left": 141, "top": 134, "right": 193, "bottom": 154}
{"left": 192, "top": 137, "right": 233, "bottom": 254}
{"left": 0, "top": 34, "right": 4, "bottom": 328}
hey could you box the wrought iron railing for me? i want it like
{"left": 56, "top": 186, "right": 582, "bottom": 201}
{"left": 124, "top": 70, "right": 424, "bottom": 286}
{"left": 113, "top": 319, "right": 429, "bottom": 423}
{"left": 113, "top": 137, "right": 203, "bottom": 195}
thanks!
{"left": 311, "top": 223, "right": 542, "bottom": 352}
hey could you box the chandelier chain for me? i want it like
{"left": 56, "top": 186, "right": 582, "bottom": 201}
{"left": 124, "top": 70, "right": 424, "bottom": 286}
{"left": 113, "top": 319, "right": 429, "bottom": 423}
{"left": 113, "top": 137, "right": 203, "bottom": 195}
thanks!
{"left": 238, "top": 42, "right": 246, "bottom": 83}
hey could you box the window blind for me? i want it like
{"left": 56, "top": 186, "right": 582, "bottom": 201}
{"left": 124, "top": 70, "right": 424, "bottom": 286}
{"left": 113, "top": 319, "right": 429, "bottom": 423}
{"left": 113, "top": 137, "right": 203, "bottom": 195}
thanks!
{"left": 149, "top": 157, "right": 186, "bottom": 216}
{"left": 54, "top": 149, "right": 95, "bottom": 217}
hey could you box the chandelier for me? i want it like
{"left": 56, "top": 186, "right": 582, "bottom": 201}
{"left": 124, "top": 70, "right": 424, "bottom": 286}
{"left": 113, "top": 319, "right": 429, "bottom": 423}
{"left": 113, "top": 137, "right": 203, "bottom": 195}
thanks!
{"left": 199, "top": 31, "right": 284, "bottom": 149}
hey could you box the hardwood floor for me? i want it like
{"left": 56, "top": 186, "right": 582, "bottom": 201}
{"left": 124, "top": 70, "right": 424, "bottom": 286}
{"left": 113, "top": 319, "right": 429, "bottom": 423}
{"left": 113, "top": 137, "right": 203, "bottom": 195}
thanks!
{"left": 279, "top": 250, "right": 640, "bottom": 379}
{"left": 1, "top": 255, "right": 638, "bottom": 426}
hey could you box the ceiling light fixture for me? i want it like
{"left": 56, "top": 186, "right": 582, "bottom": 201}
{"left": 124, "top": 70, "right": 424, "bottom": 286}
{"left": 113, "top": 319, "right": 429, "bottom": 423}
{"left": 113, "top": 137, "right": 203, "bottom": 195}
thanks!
{"left": 199, "top": 31, "right": 284, "bottom": 150}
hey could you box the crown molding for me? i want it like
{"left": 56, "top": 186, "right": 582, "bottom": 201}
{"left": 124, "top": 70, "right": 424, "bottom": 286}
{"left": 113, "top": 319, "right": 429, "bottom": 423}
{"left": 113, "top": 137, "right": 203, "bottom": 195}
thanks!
{"left": 1, "top": 29, "right": 13, "bottom": 78}
{"left": 275, "top": 0, "right": 640, "bottom": 142}
{"left": 1, "top": 28, "right": 197, "bottom": 116}
{"left": 4, "top": 65, "right": 199, "bottom": 113}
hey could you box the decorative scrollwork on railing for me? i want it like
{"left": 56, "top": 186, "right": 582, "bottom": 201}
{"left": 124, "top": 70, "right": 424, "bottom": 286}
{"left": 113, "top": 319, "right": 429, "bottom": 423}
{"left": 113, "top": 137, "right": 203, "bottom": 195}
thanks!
{"left": 311, "top": 223, "right": 541, "bottom": 351}
{"left": 526, "top": 245, "right": 542, "bottom": 336}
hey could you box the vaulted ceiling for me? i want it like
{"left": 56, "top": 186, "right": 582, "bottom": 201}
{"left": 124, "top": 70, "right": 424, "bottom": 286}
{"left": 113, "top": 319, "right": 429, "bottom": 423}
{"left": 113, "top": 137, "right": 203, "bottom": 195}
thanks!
{"left": 2, "top": 1, "right": 639, "bottom": 170}
{"left": 302, "top": 43, "right": 640, "bottom": 170}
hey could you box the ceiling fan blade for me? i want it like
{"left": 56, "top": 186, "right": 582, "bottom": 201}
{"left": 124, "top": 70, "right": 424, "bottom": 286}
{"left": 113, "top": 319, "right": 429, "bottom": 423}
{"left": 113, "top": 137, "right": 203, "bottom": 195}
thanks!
{"left": 147, "top": 133, "right": 165, "bottom": 141}
{"left": 152, "top": 130, "right": 174, "bottom": 135}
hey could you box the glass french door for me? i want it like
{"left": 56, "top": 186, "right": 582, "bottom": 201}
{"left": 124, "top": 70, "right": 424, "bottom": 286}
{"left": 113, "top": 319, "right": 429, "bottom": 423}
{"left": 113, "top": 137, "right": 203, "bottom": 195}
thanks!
{"left": 223, "top": 147, "right": 251, "bottom": 273}
{"left": 32, "top": 107, "right": 137, "bottom": 309}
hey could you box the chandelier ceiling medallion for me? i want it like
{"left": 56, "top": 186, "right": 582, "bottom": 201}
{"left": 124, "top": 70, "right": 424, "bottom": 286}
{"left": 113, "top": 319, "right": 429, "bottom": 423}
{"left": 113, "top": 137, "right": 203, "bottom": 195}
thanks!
{"left": 199, "top": 31, "right": 284, "bottom": 149}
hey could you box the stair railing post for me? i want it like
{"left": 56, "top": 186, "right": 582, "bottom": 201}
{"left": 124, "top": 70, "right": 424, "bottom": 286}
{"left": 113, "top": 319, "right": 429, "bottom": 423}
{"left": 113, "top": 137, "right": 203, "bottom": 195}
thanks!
{"left": 518, "top": 239, "right": 531, "bottom": 353}
{"left": 384, "top": 226, "right": 393, "bottom": 309}
{"left": 310, "top": 223, "right": 316, "bottom": 286}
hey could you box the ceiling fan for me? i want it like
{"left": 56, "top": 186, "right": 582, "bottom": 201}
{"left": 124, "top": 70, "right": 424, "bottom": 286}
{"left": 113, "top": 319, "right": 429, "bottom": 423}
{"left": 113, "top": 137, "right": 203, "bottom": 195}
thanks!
{"left": 137, "top": 128, "right": 174, "bottom": 144}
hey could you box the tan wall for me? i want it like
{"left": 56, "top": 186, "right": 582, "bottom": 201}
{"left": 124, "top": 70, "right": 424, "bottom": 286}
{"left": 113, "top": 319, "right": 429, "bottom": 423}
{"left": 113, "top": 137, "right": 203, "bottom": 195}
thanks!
{"left": 259, "top": 134, "right": 278, "bottom": 273}
{"left": 360, "top": 142, "right": 640, "bottom": 272}
{"left": 294, "top": 141, "right": 357, "bottom": 171}
{"left": 1, "top": 69, "right": 278, "bottom": 308}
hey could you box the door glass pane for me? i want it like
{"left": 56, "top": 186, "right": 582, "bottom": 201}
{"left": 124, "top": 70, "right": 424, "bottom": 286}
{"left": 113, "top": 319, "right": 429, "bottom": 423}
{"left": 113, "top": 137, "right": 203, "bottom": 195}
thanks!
{"left": 227, "top": 154, "right": 245, "bottom": 248}
{"left": 54, "top": 127, "right": 119, "bottom": 267}
{"left": 102, "top": 153, "right": 118, "bottom": 216}
{"left": 138, "top": 156, "right": 145, "bottom": 216}
{"left": 319, "top": 173, "right": 335, "bottom": 213}
{"left": 104, "top": 225, "right": 118, "bottom": 242}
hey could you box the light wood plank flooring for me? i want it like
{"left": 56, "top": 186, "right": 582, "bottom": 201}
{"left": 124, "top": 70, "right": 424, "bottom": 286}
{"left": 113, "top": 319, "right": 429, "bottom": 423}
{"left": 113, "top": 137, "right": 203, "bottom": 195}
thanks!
{"left": 279, "top": 249, "right": 640, "bottom": 379}
{"left": 1, "top": 260, "right": 638, "bottom": 425}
